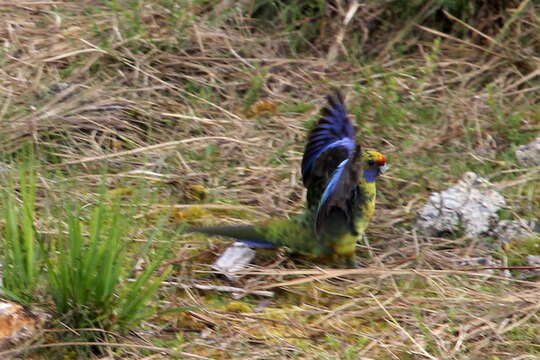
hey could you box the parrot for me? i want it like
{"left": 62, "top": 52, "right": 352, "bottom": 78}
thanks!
{"left": 190, "top": 91, "right": 386, "bottom": 266}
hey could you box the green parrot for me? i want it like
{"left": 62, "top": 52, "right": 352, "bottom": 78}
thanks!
{"left": 191, "top": 91, "right": 386, "bottom": 265}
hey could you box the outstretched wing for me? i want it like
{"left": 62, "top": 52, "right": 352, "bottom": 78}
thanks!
{"left": 302, "top": 91, "right": 356, "bottom": 189}
{"left": 300, "top": 91, "right": 361, "bottom": 235}
{"left": 315, "top": 155, "right": 361, "bottom": 235}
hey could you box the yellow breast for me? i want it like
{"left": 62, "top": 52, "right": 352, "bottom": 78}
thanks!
{"left": 355, "top": 180, "right": 377, "bottom": 237}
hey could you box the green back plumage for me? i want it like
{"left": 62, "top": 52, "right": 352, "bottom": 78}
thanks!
{"left": 256, "top": 211, "right": 355, "bottom": 257}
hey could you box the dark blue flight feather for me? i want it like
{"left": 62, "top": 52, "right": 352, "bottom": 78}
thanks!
{"left": 301, "top": 92, "right": 356, "bottom": 185}
{"left": 300, "top": 91, "right": 362, "bottom": 236}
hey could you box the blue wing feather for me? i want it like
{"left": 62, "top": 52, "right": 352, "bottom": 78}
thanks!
{"left": 302, "top": 138, "right": 355, "bottom": 178}
{"left": 301, "top": 92, "right": 357, "bottom": 186}
{"left": 314, "top": 158, "right": 360, "bottom": 235}
{"left": 317, "top": 159, "right": 349, "bottom": 213}
{"left": 301, "top": 91, "right": 362, "bottom": 235}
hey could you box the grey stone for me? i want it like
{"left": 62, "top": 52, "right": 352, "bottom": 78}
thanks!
{"left": 527, "top": 255, "right": 540, "bottom": 267}
{"left": 417, "top": 172, "right": 506, "bottom": 237}
{"left": 455, "top": 255, "right": 511, "bottom": 277}
{"left": 516, "top": 137, "right": 540, "bottom": 167}
{"left": 491, "top": 219, "right": 538, "bottom": 244}
{"left": 49, "top": 82, "right": 72, "bottom": 94}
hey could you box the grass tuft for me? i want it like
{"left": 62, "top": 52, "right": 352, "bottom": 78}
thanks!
{"left": 46, "top": 192, "right": 174, "bottom": 340}
{"left": 1, "top": 159, "right": 39, "bottom": 303}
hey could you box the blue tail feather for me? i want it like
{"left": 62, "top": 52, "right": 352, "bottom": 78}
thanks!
{"left": 239, "top": 239, "right": 279, "bottom": 249}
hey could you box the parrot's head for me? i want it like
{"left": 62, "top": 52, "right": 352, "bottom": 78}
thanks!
{"left": 361, "top": 151, "right": 387, "bottom": 183}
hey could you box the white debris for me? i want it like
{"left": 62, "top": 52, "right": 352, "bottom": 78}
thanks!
{"left": 212, "top": 242, "right": 255, "bottom": 281}
{"left": 417, "top": 172, "right": 506, "bottom": 237}
{"left": 516, "top": 137, "right": 540, "bottom": 167}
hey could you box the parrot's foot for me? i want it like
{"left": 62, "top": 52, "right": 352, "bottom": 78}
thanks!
{"left": 344, "top": 256, "right": 365, "bottom": 269}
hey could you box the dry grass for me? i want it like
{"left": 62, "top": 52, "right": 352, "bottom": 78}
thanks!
{"left": 0, "top": 1, "right": 540, "bottom": 359}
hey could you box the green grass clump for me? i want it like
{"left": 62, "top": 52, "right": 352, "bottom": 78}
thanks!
{"left": 1, "top": 161, "right": 39, "bottom": 303}
{"left": 250, "top": 0, "right": 326, "bottom": 54}
{"left": 47, "top": 197, "right": 172, "bottom": 334}
{"left": 1, "top": 166, "right": 175, "bottom": 352}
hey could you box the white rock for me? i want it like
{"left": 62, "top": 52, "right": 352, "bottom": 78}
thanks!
{"left": 417, "top": 172, "right": 506, "bottom": 237}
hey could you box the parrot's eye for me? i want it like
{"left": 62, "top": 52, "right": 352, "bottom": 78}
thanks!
{"left": 367, "top": 160, "right": 375, "bottom": 166}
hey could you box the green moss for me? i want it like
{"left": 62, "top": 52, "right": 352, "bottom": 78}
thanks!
{"left": 505, "top": 325, "right": 538, "bottom": 342}
{"left": 505, "top": 236, "right": 540, "bottom": 267}
{"left": 224, "top": 301, "right": 254, "bottom": 313}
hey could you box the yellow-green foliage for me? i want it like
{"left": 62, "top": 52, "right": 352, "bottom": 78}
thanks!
{"left": 225, "top": 301, "right": 253, "bottom": 313}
